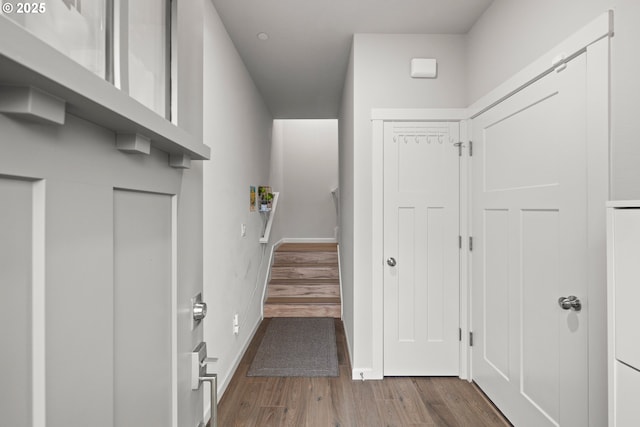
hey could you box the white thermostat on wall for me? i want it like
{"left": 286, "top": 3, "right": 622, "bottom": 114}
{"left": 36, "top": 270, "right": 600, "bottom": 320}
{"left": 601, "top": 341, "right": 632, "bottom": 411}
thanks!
{"left": 410, "top": 58, "right": 437, "bottom": 79}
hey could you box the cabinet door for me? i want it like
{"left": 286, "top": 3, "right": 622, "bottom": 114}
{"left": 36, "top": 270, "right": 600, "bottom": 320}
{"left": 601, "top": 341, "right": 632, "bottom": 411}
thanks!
{"left": 612, "top": 208, "right": 640, "bottom": 370}
{"left": 616, "top": 361, "right": 640, "bottom": 426}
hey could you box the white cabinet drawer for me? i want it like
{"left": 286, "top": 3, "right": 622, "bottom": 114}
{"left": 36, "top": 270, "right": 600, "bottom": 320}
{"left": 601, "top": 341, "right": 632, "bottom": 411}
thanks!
{"left": 615, "top": 361, "right": 640, "bottom": 427}
{"left": 612, "top": 208, "right": 640, "bottom": 370}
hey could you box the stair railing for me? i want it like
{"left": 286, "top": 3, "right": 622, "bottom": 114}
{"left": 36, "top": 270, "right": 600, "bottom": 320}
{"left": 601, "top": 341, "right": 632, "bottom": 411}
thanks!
{"left": 259, "top": 191, "right": 279, "bottom": 244}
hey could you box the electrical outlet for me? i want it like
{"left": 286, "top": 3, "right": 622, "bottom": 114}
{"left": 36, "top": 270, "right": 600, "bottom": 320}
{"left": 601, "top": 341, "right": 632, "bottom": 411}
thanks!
{"left": 240, "top": 223, "right": 246, "bottom": 237}
{"left": 233, "top": 313, "right": 239, "bottom": 335}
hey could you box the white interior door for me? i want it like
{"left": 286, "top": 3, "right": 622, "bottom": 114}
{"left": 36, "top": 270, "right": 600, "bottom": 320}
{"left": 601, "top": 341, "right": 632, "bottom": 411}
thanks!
{"left": 383, "top": 121, "right": 460, "bottom": 376}
{"left": 0, "top": 114, "right": 203, "bottom": 427}
{"left": 471, "top": 52, "right": 589, "bottom": 426}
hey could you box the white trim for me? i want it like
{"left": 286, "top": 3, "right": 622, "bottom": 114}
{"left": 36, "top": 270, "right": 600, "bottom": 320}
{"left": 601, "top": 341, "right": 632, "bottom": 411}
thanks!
{"left": 351, "top": 368, "right": 377, "bottom": 381}
{"left": 32, "top": 179, "right": 46, "bottom": 427}
{"left": 371, "top": 108, "right": 468, "bottom": 121}
{"left": 585, "top": 36, "right": 610, "bottom": 427}
{"left": 210, "top": 316, "right": 261, "bottom": 410}
{"left": 458, "top": 119, "right": 471, "bottom": 381}
{"left": 171, "top": 195, "right": 178, "bottom": 427}
{"left": 337, "top": 244, "right": 343, "bottom": 319}
{"left": 606, "top": 206, "right": 616, "bottom": 427}
{"left": 371, "top": 118, "right": 384, "bottom": 380}
{"left": 468, "top": 11, "right": 612, "bottom": 119}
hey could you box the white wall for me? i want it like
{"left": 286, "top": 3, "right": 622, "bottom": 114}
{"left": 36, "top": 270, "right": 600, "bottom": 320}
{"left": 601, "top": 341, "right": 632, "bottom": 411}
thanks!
{"left": 202, "top": 0, "right": 273, "bottom": 403}
{"left": 341, "top": 34, "right": 467, "bottom": 377}
{"left": 467, "top": 2, "right": 640, "bottom": 424}
{"left": 271, "top": 119, "right": 338, "bottom": 240}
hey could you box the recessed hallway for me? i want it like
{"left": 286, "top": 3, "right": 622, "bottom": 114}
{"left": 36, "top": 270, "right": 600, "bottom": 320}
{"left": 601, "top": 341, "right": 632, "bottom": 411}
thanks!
{"left": 217, "top": 319, "right": 511, "bottom": 426}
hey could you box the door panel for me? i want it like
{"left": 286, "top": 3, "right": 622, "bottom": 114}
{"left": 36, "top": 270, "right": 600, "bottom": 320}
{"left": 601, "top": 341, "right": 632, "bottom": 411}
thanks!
{"left": 0, "top": 114, "right": 203, "bottom": 427}
{"left": 46, "top": 182, "right": 115, "bottom": 425}
{"left": 384, "top": 122, "right": 460, "bottom": 376}
{"left": 521, "top": 209, "right": 560, "bottom": 421}
{"left": 484, "top": 93, "right": 560, "bottom": 192}
{"left": 0, "top": 177, "right": 34, "bottom": 427}
{"left": 472, "top": 53, "right": 588, "bottom": 426}
{"left": 483, "top": 209, "right": 510, "bottom": 380}
{"left": 114, "top": 189, "right": 173, "bottom": 427}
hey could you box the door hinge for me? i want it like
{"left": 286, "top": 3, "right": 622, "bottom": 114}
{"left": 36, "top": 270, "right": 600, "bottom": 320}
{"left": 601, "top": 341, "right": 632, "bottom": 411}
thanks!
{"left": 469, "top": 141, "right": 473, "bottom": 157}
{"left": 459, "top": 328, "right": 462, "bottom": 341}
{"left": 469, "top": 331, "right": 474, "bottom": 347}
{"left": 454, "top": 142, "right": 462, "bottom": 157}
{"left": 458, "top": 235, "right": 462, "bottom": 249}
{"left": 469, "top": 236, "right": 473, "bottom": 251}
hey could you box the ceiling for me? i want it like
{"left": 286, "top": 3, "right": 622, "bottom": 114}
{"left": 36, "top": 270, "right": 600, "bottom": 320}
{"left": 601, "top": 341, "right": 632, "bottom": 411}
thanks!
{"left": 211, "top": 0, "right": 494, "bottom": 119}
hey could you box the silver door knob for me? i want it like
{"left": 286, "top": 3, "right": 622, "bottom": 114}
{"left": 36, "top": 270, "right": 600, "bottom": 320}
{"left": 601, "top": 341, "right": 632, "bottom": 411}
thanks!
{"left": 558, "top": 295, "right": 581, "bottom": 312}
{"left": 387, "top": 257, "right": 397, "bottom": 267}
{"left": 193, "top": 301, "right": 208, "bottom": 321}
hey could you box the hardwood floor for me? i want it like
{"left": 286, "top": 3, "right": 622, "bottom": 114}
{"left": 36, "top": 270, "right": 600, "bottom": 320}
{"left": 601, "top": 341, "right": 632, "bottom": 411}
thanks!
{"left": 217, "top": 318, "right": 512, "bottom": 427}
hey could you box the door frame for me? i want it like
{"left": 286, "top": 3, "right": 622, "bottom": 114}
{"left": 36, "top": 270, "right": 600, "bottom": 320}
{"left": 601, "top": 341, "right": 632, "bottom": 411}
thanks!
{"left": 371, "top": 14, "right": 611, "bottom": 424}
{"left": 371, "top": 109, "right": 470, "bottom": 380}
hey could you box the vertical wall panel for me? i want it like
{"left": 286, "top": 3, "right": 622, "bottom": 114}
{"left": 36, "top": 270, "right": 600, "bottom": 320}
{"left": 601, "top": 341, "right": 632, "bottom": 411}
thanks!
{"left": 46, "top": 183, "right": 114, "bottom": 427}
{"left": 521, "top": 209, "right": 560, "bottom": 423}
{"left": 427, "top": 207, "right": 445, "bottom": 342}
{"left": 398, "top": 207, "right": 416, "bottom": 342}
{"left": 0, "top": 177, "right": 33, "bottom": 427}
{"left": 114, "top": 189, "right": 173, "bottom": 427}
{"left": 484, "top": 209, "right": 510, "bottom": 379}
{"left": 484, "top": 94, "right": 559, "bottom": 192}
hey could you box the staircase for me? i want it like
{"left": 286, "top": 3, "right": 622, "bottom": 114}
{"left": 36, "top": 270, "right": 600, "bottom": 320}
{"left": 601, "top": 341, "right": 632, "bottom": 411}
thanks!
{"left": 264, "top": 243, "right": 341, "bottom": 318}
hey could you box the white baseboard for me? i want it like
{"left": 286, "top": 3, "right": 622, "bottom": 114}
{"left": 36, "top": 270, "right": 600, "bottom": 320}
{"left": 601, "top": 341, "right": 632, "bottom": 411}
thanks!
{"left": 204, "top": 317, "right": 262, "bottom": 421}
{"left": 337, "top": 244, "right": 343, "bottom": 319}
{"left": 351, "top": 367, "right": 382, "bottom": 381}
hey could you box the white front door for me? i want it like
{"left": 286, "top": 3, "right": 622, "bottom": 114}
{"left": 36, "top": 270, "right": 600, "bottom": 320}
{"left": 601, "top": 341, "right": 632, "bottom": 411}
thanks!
{"left": 0, "top": 114, "right": 204, "bottom": 427}
{"left": 471, "top": 52, "right": 589, "bottom": 426}
{"left": 383, "top": 121, "right": 460, "bottom": 376}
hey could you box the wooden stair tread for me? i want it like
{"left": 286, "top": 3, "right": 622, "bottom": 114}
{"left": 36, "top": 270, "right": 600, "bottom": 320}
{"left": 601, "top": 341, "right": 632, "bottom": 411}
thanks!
{"left": 276, "top": 243, "right": 337, "bottom": 252}
{"left": 265, "top": 297, "right": 341, "bottom": 304}
{"left": 265, "top": 243, "right": 340, "bottom": 318}
{"left": 263, "top": 305, "right": 340, "bottom": 318}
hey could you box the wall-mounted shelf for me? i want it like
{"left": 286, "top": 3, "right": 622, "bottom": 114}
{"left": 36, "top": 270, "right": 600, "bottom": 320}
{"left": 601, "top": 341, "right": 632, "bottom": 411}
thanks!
{"left": 0, "top": 17, "right": 210, "bottom": 163}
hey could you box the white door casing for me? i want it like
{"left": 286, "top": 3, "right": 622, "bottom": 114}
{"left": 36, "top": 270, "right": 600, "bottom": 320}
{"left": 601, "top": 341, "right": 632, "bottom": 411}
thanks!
{"left": 471, "top": 50, "right": 592, "bottom": 426}
{"left": 383, "top": 121, "right": 460, "bottom": 376}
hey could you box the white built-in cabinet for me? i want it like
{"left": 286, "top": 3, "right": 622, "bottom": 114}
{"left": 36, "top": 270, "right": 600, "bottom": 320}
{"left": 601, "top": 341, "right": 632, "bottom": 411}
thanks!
{"left": 607, "top": 201, "right": 640, "bottom": 426}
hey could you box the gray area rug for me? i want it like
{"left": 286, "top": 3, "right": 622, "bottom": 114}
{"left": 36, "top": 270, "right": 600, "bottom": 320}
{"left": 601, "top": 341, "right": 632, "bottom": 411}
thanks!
{"left": 247, "top": 317, "right": 339, "bottom": 377}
